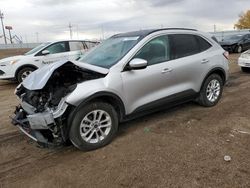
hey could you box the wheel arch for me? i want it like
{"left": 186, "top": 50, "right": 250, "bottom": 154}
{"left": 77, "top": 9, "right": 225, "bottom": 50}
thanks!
{"left": 201, "top": 67, "right": 226, "bottom": 90}
{"left": 68, "top": 92, "right": 126, "bottom": 124}
{"left": 15, "top": 64, "right": 38, "bottom": 79}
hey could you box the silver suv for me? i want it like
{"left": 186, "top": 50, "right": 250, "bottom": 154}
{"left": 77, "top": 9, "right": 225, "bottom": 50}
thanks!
{"left": 12, "top": 28, "right": 229, "bottom": 150}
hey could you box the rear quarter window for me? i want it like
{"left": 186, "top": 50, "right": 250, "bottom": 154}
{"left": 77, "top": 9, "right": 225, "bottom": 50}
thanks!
{"left": 195, "top": 36, "right": 212, "bottom": 52}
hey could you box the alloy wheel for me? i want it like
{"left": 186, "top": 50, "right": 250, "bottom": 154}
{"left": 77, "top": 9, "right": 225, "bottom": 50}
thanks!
{"left": 206, "top": 79, "right": 221, "bottom": 103}
{"left": 79, "top": 110, "right": 112, "bottom": 144}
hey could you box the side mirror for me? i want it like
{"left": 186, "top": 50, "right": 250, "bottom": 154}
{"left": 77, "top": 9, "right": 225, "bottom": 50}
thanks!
{"left": 129, "top": 58, "right": 147, "bottom": 70}
{"left": 41, "top": 50, "right": 50, "bottom": 55}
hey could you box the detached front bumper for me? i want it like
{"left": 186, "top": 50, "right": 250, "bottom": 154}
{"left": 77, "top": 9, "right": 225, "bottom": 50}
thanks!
{"left": 11, "top": 106, "right": 51, "bottom": 145}
{"left": 11, "top": 98, "right": 69, "bottom": 146}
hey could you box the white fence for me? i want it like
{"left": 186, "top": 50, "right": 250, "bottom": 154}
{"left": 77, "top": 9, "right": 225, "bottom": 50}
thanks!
{"left": 0, "top": 43, "right": 41, "bottom": 49}
{"left": 211, "top": 29, "right": 250, "bottom": 42}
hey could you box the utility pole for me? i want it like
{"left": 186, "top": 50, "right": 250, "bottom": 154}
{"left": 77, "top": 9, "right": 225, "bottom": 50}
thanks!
{"left": 69, "top": 22, "right": 73, "bottom": 39}
{"left": 0, "top": 11, "right": 7, "bottom": 44}
{"left": 213, "top": 24, "right": 216, "bottom": 32}
{"left": 5, "top": 26, "right": 13, "bottom": 43}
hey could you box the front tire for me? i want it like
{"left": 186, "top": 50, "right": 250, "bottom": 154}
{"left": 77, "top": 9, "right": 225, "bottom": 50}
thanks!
{"left": 69, "top": 102, "right": 118, "bottom": 151}
{"left": 16, "top": 67, "right": 35, "bottom": 83}
{"left": 197, "top": 74, "right": 223, "bottom": 107}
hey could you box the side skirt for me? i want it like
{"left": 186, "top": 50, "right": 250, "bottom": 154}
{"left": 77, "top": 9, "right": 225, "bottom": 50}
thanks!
{"left": 122, "top": 89, "right": 199, "bottom": 122}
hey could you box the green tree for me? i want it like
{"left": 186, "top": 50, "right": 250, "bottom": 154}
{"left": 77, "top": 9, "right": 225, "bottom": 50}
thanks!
{"left": 235, "top": 10, "right": 250, "bottom": 29}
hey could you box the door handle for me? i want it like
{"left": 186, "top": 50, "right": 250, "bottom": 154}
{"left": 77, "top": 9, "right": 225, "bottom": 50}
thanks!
{"left": 162, "top": 68, "right": 173, "bottom": 74}
{"left": 201, "top": 59, "right": 209, "bottom": 64}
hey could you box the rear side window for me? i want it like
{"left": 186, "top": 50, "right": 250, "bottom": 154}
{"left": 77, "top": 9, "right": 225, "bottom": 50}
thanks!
{"left": 85, "top": 41, "right": 98, "bottom": 49}
{"left": 169, "top": 34, "right": 200, "bottom": 59}
{"left": 69, "top": 41, "right": 87, "bottom": 51}
{"left": 195, "top": 36, "right": 212, "bottom": 52}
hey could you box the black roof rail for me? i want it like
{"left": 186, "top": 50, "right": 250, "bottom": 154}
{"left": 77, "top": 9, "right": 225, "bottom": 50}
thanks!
{"left": 112, "top": 28, "right": 198, "bottom": 38}
{"left": 154, "top": 28, "right": 197, "bottom": 31}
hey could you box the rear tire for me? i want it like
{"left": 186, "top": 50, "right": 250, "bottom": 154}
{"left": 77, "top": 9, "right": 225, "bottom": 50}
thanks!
{"left": 16, "top": 67, "right": 35, "bottom": 83}
{"left": 69, "top": 102, "right": 118, "bottom": 151}
{"left": 241, "top": 67, "right": 250, "bottom": 72}
{"left": 197, "top": 74, "right": 223, "bottom": 107}
{"left": 235, "top": 45, "right": 243, "bottom": 53}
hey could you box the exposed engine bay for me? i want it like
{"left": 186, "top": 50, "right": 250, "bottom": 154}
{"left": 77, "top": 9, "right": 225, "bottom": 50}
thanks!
{"left": 12, "top": 61, "right": 106, "bottom": 146}
{"left": 16, "top": 62, "right": 104, "bottom": 112}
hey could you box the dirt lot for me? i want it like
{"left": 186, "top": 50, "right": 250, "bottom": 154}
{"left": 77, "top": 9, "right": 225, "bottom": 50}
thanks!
{"left": 0, "top": 51, "right": 250, "bottom": 188}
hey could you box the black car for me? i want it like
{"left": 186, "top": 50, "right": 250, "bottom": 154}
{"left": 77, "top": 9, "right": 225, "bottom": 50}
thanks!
{"left": 219, "top": 33, "right": 250, "bottom": 53}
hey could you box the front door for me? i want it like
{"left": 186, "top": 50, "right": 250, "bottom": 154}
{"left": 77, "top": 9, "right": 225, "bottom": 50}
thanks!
{"left": 35, "top": 41, "right": 69, "bottom": 66}
{"left": 121, "top": 35, "right": 173, "bottom": 114}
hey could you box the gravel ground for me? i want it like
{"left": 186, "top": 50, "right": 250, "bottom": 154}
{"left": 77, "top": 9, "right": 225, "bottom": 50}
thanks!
{"left": 0, "top": 51, "right": 250, "bottom": 188}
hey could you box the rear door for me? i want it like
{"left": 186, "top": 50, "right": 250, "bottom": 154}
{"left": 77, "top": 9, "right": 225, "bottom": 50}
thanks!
{"left": 166, "top": 34, "right": 213, "bottom": 94}
{"left": 68, "top": 41, "right": 88, "bottom": 61}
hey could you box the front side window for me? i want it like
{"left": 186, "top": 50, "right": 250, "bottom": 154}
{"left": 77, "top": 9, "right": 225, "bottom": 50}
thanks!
{"left": 134, "top": 35, "right": 171, "bottom": 66}
{"left": 245, "top": 34, "right": 250, "bottom": 40}
{"left": 169, "top": 34, "right": 200, "bottom": 59}
{"left": 79, "top": 36, "right": 140, "bottom": 68}
{"left": 25, "top": 42, "right": 50, "bottom": 55}
{"left": 44, "top": 42, "right": 68, "bottom": 54}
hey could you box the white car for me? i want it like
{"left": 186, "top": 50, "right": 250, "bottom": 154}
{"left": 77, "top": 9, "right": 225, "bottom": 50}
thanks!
{"left": 0, "top": 40, "right": 99, "bottom": 82}
{"left": 238, "top": 50, "right": 250, "bottom": 72}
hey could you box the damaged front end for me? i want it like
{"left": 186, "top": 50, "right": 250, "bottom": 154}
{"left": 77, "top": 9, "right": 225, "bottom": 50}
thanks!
{"left": 11, "top": 61, "right": 107, "bottom": 147}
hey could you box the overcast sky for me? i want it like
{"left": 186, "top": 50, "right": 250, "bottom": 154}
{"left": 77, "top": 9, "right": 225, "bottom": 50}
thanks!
{"left": 0, "top": 0, "right": 249, "bottom": 43}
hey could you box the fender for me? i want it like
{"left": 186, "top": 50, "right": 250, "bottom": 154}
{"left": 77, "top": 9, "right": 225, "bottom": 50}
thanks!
{"left": 66, "top": 91, "right": 126, "bottom": 130}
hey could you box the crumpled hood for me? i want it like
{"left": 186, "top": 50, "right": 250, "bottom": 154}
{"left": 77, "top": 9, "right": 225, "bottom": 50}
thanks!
{"left": 22, "top": 60, "right": 109, "bottom": 90}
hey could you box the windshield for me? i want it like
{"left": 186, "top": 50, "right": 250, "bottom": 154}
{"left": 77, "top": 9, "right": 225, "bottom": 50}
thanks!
{"left": 79, "top": 36, "right": 140, "bottom": 68}
{"left": 224, "top": 35, "right": 243, "bottom": 41}
{"left": 25, "top": 42, "right": 50, "bottom": 55}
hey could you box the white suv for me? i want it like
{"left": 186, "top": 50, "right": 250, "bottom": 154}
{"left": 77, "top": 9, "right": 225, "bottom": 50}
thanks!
{"left": 0, "top": 40, "right": 99, "bottom": 82}
{"left": 12, "top": 28, "right": 229, "bottom": 151}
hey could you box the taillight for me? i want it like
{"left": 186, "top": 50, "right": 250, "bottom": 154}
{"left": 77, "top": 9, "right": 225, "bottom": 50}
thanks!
{"left": 223, "top": 51, "right": 229, "bottom": 60}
